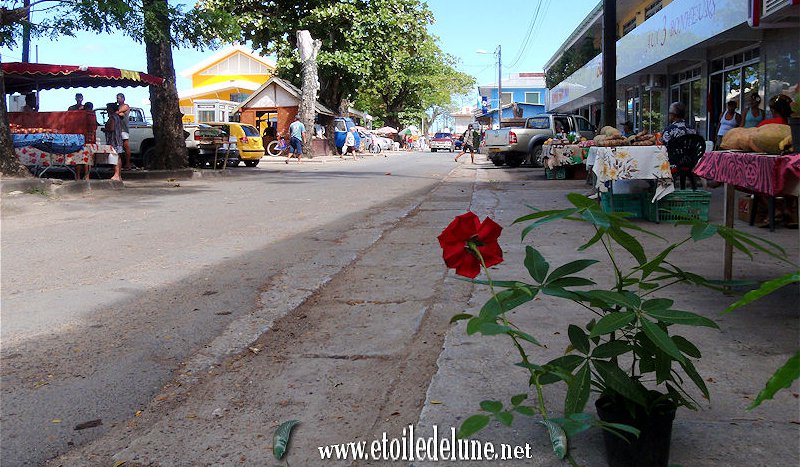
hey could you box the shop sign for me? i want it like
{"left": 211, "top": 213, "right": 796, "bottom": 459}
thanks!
{"left": 548, "top": 0, "right": 748, "bottom": 110}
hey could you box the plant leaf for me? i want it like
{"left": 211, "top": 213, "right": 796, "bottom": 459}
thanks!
{"left": 511, "top": 393, "right": 528, "bottom": 406}
{"left": 568, "top": 324, "right": 590, "bottom": 354}
{"left": 724, "top": 272, "right": 800, "bottom": 314}
{"left": 508, "top": 329, "right": 541, "bottom": 346}
{"left": 567, "top": 192, "right": 597, "bottom": 208}
{"left": 538, "top": 355, "right": 586, "bottom": 384}
{"left": 578, "top": 228, "right": 606, "bottom": 251}
{"left": 580, "top": 209, "right": 612, "bottom": 229}
{"left": 450, "top": 313, "right": 473, "bottom": 323}
{"left": 592, "top": 340, "right": 629, "bottom": 358}
{"left": 589, "top": 312, "right": 636, "bottom": 338}
{"left": 457, "top": 415, "right": 490, "bottom": 438}
{"left": 608, "top": 226, "right": 647, "bottom": 265}
{"left": 273, "top": 419, "right": 300, "bottom": 460}
{"left": 645, "top": 308, "right": 719, "bottom": 328}
{"left": 520, "top": 209, "right": 579, "bottom": 240}
{"left": 564, "top": 363, "right": 591, "bottom": 415}
{"left": 496, "top": 411, "right": 513, "bottom": 426}
{"left": 691, "top": 223, "right": 718, "bottom": 241}
{"left": 515, "top": 405, "right": 536, "bottom": 416}
{"left": 641, "top": 298, "right": 674, "bottom": 312}
{"left": 548, "top": 277, "right": 596, "bottom": 288}
{"left": 679, "top": 359, "right": 710, "bottom": 400}
{"left": 480, "top": 400, "right": 503, "bottom": 413}
{"left": 539, "top": 420, "right": 568, "bottom": 459}
{"left": 748, "top": 351, "right": 800, "bottom": 410}
{"left": 524, "top": 246, "right": 549, "bottom": 283}
{"left": 672, "top": 335, "right": 701, "bottom": 358}
{"left": 548, "top": 259, "right": 599, "bottom": 282}
{"left": 640, "top": 318, "right": 685, "bottom": 362}
{"left": 477, "top": 322, "right": 513, "bottom": 335}
{"left": 592, "top": 360, "right": 649, "bottom": 407}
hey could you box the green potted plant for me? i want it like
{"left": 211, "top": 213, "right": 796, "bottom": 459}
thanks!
{"left": 438, "top": 194, "right": 789, "bottom": 466}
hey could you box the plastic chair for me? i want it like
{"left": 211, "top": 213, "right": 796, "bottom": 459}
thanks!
{"left": 666, "top": 134, "right": 706, "bottom": 190}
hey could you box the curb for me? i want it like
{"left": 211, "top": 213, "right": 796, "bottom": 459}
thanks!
{"left": 119, "top": 168, "right": 195, "bottom": 180}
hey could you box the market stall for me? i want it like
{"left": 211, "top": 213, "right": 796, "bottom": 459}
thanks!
{"left": 541, "top": 140, "right": 589, "bottom": 180}
{"left": 3, "top": 62, "right": 164, "bottom": 179}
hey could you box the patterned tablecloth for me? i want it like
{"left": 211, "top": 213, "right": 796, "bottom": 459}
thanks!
{"left": 542, "top": 144, "right": 587, "bottom": 169}
{"left": 12, "top": 133, "right": 85, "bottom": 154}
{"left": 15, "top": 144, "right": 118, "bottom": 167}
{"left": 693, "top": 151, "right": 800, "bottom": 196}
{"left": 592, "top": 145, "right": 674, "bottom": 202}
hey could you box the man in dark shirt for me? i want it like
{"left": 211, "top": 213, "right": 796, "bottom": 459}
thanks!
{"left": 67, "top": 93, "right": 84, "bottom": 111}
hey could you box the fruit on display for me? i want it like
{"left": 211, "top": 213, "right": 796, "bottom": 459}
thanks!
{"left": 627, "top": 130, "right": 657, "bottom": 146}
{"left": 778, "top": 135, "right": 793, "bottom": 152}
{"left": 751, "top": 124, "right": 791, "bottom": 154}
{"left": 9, "top": 125, "right": 58, "bottom": 134}
{"left": 721, "top": 124, "right": 791, "bottom": 154}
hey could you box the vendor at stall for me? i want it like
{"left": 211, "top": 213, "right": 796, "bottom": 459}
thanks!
{"left": 758, "top": 94, "right": 792, "bottom": 126}
{"left": 661, "top": 102, "right": 696, "bottom": 144}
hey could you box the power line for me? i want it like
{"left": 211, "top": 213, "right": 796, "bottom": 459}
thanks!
{"left": 507, "top": 0, "right": 544, "bottom": 68}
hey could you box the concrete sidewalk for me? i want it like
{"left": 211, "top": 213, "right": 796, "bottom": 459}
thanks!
{"left": 416, "top": 161, "right": 799, "bottom": 466}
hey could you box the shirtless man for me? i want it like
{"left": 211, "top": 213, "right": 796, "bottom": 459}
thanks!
{"left": 116, "top": 93, "right": 132, "bottom": 169}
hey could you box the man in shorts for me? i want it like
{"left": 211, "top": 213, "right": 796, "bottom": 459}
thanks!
{"left": 454, "top": 124, "right": 479, "bottom": 163}
{"left": 116, "top": 93, "right": 132, "bottom": 169}
{"left": 286, "top": 115, "right": 306, "bottom": 163}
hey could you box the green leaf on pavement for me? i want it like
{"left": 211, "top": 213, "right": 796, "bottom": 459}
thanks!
{"left": 273, "top": 419, "right": 300, "bottom": 460}
{"left": 496, "top": 411, "right": 513, "bottom": 426}
{"left": 539, "top": 419, "right": 568, "bottom": 459}
{"left": 480, "top": 400, "right": 502, "bottom": 413}
{"left": 748, "top": 351, "right": 800, "bottom": 410}
{"left": 457, "top": 415, "right": 490, "bottom": 438}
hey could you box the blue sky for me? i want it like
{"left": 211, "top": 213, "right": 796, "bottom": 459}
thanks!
{"left": 2, "top": 0, "right": 598, "bottom": 115}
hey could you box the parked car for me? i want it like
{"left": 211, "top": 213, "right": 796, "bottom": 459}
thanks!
{"left": 202, "top": 122, "right": 264, "bottom": 167}
{"left": 483, "top": 113, "right": 596, "bottom": 167}
{"left": 184, "top": 123, "right": 230, "bottom": 169}
{"left": 361, "top": 132, "right": 392, "bottom": 153}
{"left": 333, "top": 117, "right": 362, "bottom": 153}
{"left": 429, "top": 132, "right": 454, "bottom": 152}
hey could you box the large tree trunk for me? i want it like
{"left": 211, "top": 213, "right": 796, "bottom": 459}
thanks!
{"left": 144, "top": 0, "right": 187, "bottom": 170}
{"left": 297, "top": 30, "right": 321, "bottom": 158}
{"left": 0, "top": 55, "right": 31, "bottom": 178}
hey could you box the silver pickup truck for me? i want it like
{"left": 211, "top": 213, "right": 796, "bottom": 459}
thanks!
{"left": 484, "top": 113, "right": 596, "bottom": 167}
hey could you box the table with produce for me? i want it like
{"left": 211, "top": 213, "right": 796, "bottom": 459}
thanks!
{"left": 588, "top": 126, "right": 673, "bottom": 202}
{"left": 693, "top": 123, "right": 796, "bottom": 281}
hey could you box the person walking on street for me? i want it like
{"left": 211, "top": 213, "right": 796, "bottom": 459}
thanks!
{"left": 342, "top": 127, "right": 358, "bottom": 159}
{"left": 454, "top": 124, "right": 479, "bottom": 163}
{"left": 286, "top": 115, "right": 305, "bottom": 163}
{"left": 116, "top": 93, "right": 133, "bottom": 170}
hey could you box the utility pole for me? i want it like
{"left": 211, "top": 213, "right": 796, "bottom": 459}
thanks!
{"left": 497, "top": 45, "right": 502, "bottom": 128}
{"left": 602, "top": 0, "right": 616, "bottom": 127}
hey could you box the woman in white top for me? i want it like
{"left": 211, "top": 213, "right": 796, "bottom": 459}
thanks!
{"left": 716, "top": 100, "right": 741, "bottom": 148}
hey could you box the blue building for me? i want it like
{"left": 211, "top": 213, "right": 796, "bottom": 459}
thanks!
{"left": 477, "top": 72, "right": 548, "bottom": 127}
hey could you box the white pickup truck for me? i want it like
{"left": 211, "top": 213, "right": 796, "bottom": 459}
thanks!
{"left": 483, "top": 113, "right": 596, "bottom": 168}
{"left": 95, "top": 107, "right": 221, "bottom": 168}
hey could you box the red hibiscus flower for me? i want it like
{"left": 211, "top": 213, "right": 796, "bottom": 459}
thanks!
{"left": 438, "top": 212, "right": 503, "bottom": 278}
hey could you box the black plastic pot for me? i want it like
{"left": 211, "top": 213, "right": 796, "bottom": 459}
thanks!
{"left": 595, "top": 395, "right": 677, "bottom": 467}
{"left": 789, "top": 117, "right": 800, "bottom": 153}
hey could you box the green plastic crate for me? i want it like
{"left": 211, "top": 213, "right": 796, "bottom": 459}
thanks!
{"left": 645, "top": 190, "right": 712, "bottom": 223}
{"left": 600, "top": 192, "right": 647, "bottom": 219}
{"left": 545, "top": 166, "right": 566, "bottom": 180}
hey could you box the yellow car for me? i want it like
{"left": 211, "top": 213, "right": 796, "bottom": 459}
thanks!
{"left": 203, "top": 122, "right": 264, "bottom": 167}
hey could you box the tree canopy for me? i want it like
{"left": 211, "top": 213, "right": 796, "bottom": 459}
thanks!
{"left": 202, "top": 0, "right": 473, "bottom": 126}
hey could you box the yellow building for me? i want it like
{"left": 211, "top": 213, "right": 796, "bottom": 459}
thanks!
{"left": 178, "top": 44, "right": 276, "bottom": 123}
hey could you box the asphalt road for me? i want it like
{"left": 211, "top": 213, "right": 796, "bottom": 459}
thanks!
{"left": 0, "top": 152, "right": 461, "bottom": 466}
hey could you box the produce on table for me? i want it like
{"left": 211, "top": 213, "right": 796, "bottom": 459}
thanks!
{"left": 720, "top": 124, "right": 791, "bottom": 154}
{"left": 627, "top": 130, "right": 657, "bottom": 146}
{"left": 778, "top": 135, "right": 793, "bottom": 152}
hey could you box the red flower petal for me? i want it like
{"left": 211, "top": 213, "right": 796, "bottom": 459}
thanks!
{"left": 476, "top": 217, "right": 502, "bottom": 244}
{"left": 438, "top": 211, "right": 480, "bottom": 244}
{"left": 454, "top": 253, "right": 481, "bottom": 278}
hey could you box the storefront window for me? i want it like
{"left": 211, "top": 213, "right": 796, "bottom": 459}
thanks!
{"left": 198, "top": 110, "right": 215, "bottom": 123}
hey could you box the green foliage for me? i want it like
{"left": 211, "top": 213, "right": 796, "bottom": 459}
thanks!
{"left": 545, "top": 37, "right": 600, "bottom": 89}
{"left": 272, "top": 419, "right": 300, "bottom": 460}
{"left": 1, "top": 0, "right": 240, "bottom": 49}
{"left": 451, "top": 193, "right": 792, "bottom": 461}
{"left": 201, "top": 0, "right": 472, "bottom": 124}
